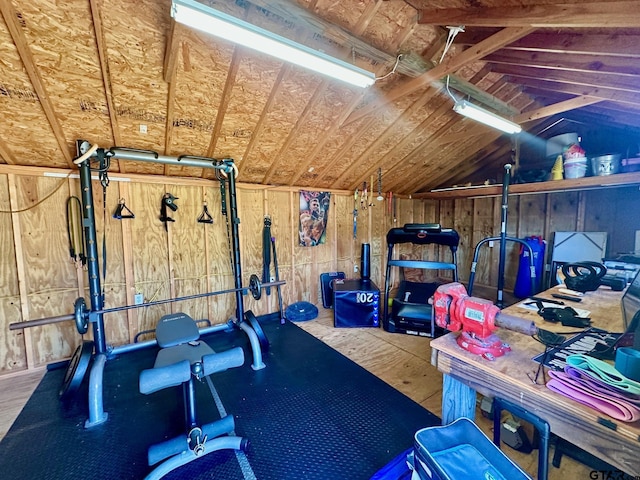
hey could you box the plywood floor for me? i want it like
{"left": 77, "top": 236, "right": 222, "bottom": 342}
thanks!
{"left": 0, "top": 310, "right": 593, "bottom": 479}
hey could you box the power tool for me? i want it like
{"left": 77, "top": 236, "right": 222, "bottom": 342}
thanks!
{"left": 433, "top": 282, "right": 540, "bottom": 360}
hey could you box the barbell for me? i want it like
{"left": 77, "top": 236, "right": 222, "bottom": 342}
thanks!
{"left": 10, "top": 274, "right": 284, "bottom": 334}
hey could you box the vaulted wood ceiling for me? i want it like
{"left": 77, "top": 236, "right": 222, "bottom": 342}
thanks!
{"left": 1, "top": 0, "right": 639, "bottom": 194}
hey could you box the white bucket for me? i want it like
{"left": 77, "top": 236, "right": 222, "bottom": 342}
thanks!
{"left": 564, "top": 158, "right": 588, "bottom": 179}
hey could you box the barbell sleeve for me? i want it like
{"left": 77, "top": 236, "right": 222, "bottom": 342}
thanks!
{"left": 10, "top": 313, "right": 75, "bottom": 330}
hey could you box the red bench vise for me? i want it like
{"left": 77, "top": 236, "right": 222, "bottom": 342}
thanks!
{"left": 433, "top": 282, "right": 537, "bottom": 360}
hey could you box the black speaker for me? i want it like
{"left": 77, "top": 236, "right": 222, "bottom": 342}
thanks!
{"left": 361, "top": 243, "right": 371, "bottom": 281}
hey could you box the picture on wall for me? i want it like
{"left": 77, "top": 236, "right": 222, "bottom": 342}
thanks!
{"left": 299, "top": 190, "right": 331, "bottom": 247}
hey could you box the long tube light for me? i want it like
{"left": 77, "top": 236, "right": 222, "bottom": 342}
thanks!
{"left": 453, "top": 100, "right": 521, "bottom": 134}
{"left": 171, "top": 0, "right": 376, "bottom": 88}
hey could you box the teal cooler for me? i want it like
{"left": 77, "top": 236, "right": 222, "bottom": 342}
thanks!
{"left": 413, "top": 418, "right": 531, "bottom": 480}
{"left": 333, "top": 279, "right": 380, "bottom": 328}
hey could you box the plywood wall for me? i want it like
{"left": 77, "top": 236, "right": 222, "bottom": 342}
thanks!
{"left": 2, "top": 166, "right": 639, "bottom": 377}
{"left": 0, "top": 168, "right": 424, "bottom": 375}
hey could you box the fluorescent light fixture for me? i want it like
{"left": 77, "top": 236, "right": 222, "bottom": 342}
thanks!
{"left": 171, "top": 0, "right": 376, "bottom": 88}
{"left": 453, "top": 100, "right": 521, "bottom": 134}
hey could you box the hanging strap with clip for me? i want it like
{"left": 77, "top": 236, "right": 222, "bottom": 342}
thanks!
{"left": 66, "top": 196, "right": 86, "bottom": 266}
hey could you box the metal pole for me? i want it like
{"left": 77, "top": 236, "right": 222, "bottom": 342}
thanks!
{"left": 225, "top": 160, "right": 245, "bottom": 323}
{"left": 77, "top": 143, "right": 107, "bottom": 354}
{"left": 496, "top": 164, "right": 512, "bottom": 308}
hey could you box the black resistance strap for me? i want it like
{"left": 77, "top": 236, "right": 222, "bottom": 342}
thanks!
{"left": 262, "top": 216, "right": 272, "bottom": 296}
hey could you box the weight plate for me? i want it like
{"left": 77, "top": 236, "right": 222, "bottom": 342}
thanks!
{"left": 245, "top": 310, "right": 269, "bottom": 353}
{"left": 59, "top": 340, "right": 93, "bottom": 400}
{"left": 249, "top": 274, "right": 262, "bottom": 300}
{"left": 74, "top": 297, "right": 89, "bottom": 334}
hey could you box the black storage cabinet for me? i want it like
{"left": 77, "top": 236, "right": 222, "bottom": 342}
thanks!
{"left": 383, "top": 224, "right": 459, "bottom": 336}
{"left": 333, "top": 279, "right": 380, "bottom": 328}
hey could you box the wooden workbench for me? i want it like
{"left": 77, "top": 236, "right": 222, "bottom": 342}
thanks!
{"left": 430, "top": 285, "right": 640, "bottom": 476}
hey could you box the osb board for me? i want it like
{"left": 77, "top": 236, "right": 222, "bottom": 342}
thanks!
{"left": 129, "top": 182, "right": 171, "bottom": 336}
{"left": 99, "top": 0, "right": 170, "bottom": 174}
{"left": 15, "top": 176, "right": 79, "bottom": 365}
{"left": 165, "top": 31, "right": 234, "bottom": 160}
{"left": 328, "top": 90, "right": 427, "bottom": 190}
{"left": 363, "top": 0, "right": 420, "bottom": 52}
{"left": 327, "top": 92, "right": 425, "bottom": 188}
{"left": 213, "top": 54, "right": 283, "bottom": 163}
{"left": 244, "top": 69, "right": 323, "bottom": 183}
{"left": 279, "top": 85, "right": 361, "bottom": 180}
{"left": 17, "top": 1, "right": 113, "bottom": 154}
{"left": 0, "top": 174, "right": 25, "bottom": 372}
{"left": 0, "top": 7, "right": 67, "bottom": 167}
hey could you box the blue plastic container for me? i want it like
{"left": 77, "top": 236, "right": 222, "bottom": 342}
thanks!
{"left": 413, "top": 418, "right": 532, "bottom": 480}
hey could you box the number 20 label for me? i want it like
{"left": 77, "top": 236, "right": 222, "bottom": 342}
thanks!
{"left": 356, "top": 292, "right": 374, "bottom": 303}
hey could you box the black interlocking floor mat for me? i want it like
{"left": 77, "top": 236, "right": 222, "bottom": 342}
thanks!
{"left": 0, "top": 317, "right": 440, "bottom": 479}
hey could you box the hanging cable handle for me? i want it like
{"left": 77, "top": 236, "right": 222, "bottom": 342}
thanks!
{"left": 197, "top": 202, "right": 214, "bottom": 224}
{"left": 113, "top": 198, "right": 135, "bottom": 219}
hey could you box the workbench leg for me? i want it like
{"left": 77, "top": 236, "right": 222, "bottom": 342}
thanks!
{"left": 442, "top": 374, "right": 477, "bottom": 424}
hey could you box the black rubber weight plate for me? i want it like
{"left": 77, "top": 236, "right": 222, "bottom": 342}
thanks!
{"left": 245, "top": 310, "right": 269, "bottom": 352}
{"left": 59, "top": 341, "right": 93, "bottom": 400}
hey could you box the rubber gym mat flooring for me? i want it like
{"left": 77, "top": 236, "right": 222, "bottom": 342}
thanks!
{"left": 0, "top": 316, "right": 440, "bottom": 479}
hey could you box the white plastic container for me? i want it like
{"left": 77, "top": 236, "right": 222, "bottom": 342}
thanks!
{"left": 564, "top": 158, "right": 588, "bottom": 179}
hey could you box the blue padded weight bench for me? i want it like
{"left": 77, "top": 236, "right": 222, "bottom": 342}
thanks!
{"left": 139, "top": 313, "right": 248, "bottom": 480}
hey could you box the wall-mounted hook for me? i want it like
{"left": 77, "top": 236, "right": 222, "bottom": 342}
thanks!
{"left": 160, "top": 193, "right": 178, "bottom": 230}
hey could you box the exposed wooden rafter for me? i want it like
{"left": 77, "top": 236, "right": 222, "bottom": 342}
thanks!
{"left": 345, "top": 26, "right": 535, "bottom": 124}
{"left": 417, "top": 2, "right": 640, "bottom": 28}
{"left": 0, "top": 1, "right": 72, "bottom": 166}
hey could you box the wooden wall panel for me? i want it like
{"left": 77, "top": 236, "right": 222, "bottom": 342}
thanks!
{"left": 17, "top": 176, "right": 78, "bottom": 365}
{"left": 0, "top": 174, "right": 25, "bottom": 372}
{"left": 452, "top": 199, "right": 473, "bottom": 283}
{"left": 129, "top": 183, "right": 171, "bottom": 338}
{"left": 471, "top": 197, "right": 496, "bottom": 287}
{"left": 169, "top": 185, "right": 208, "bottom": 321}
{"left": 514, "top": 194, "right": 547, "bottom": 291}
{"left": 4, "top": 165, "right": 640, "bottom": 378}
{"left": 202, "top": 184, "right": 235, "bottom": 326}
{"left": 266, "top": 190, "right": 293, "bottom": 313}
{"left": 370, "top": 196, "right": 388, "bottom": 287}
{"left": 584, "top": 187, "right": 640, "bottom": 257}
{"left": 335, "top": 193, "right": 354, "bottom": 275}
{"left": 89, "top": 179, "right": 129, "bottom": 346}
{"left": 501, "top": 195, "right": 521, "bottom": 291}
{"left": 239, "top": 188, "right": 267, "bottom": 315}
